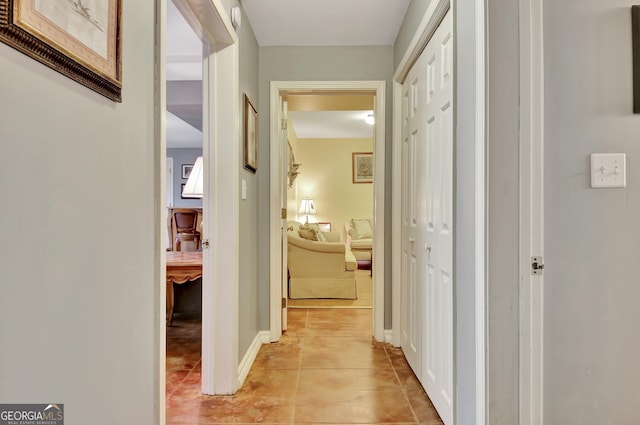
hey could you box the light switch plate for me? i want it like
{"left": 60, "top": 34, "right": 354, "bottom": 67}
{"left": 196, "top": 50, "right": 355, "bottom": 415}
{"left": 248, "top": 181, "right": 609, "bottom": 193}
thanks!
{"left": 590, "top": 153, "right": 626, "bottom": 188}
{"left": 241, "top": 179, "right": 247, "bottom": 199}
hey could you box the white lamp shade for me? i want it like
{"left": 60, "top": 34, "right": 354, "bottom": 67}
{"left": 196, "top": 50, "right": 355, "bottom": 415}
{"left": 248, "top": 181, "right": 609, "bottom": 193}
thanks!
{"left": 182, "top": 156, "right": 203, "bottom": 198}
{"left": 298, "top": 198, "right": 317, "bottom": 215}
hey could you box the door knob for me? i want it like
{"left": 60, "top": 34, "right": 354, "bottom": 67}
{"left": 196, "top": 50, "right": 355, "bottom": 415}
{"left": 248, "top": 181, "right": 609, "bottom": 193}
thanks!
{"left": 409, "top": 237, "right": 415, "bottom": 244}
{"left": 426, "top": 244, "right": 432, "bottom": 252}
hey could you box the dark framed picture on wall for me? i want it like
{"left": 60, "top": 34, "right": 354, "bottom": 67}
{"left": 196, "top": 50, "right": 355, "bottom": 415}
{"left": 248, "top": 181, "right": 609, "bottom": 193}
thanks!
{"left": 0, "top": 0, "right": 123, "bottom": 102}
{"left": 632, "top": 6, "right": 640, "bottom": 113}
{"left": 352, "top": 152, "right": 373, "bottom": 184}
{"left": 244, "top": 94, "right": 258, "bottom": 173}
{"left": 182, "top": 164, "right": 194, "bottom": 179}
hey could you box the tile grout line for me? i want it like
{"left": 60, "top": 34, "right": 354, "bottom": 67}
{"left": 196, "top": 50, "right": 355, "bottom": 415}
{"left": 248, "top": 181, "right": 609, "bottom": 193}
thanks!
{"left": 384, "top": 344, "right": 421, "bottom": 425}
{"left": 291, "top": 308, "right": 309, "bottom": 424}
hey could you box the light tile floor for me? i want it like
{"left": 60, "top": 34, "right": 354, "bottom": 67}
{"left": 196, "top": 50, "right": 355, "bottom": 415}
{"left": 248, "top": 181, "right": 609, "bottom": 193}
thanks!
{"left": 167, "top": 308, "right": 443, "bottom": 424}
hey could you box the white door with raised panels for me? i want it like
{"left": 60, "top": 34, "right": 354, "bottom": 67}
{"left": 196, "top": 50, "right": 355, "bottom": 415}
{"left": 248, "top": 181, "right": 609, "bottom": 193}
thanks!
{"left": 400, "top": 9, "right": 453, "bottom": 425}
{"left": 400, "top": 37, "right": 429, "bottom": 379}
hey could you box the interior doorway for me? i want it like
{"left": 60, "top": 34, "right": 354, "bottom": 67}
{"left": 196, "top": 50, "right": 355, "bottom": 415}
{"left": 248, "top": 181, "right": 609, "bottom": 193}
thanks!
{"left": 269, "top": 81, "right": 387, "bottom": 342}
{"left": 285, "top": 93, "right": 376, "bottom": 313}
{"left": 157, "top": 1, "right": 239, "bottom": 421}
{"left": 164, "top": 0, "right": 205, "bottom": 412}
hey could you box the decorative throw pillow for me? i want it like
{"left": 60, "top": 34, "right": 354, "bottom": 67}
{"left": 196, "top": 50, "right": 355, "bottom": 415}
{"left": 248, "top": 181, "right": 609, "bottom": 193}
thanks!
{"left": 298, "top": 225, "right": 317, "bottom": 241}
{"left": 315, "top": 230, "right": 327, "bottom": 242}
{"left": 305, "top": 223, "right": 327, "bottom": 241}
{"left": 351, "top": 218, "right": 373, "bottom": 239}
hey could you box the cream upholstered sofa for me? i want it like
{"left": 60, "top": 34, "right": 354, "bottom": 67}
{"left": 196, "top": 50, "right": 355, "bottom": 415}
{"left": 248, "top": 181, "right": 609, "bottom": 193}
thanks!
{"left": 287, "top": 220, "right": 357, "bottom": 299}
{"left": 343, "top": 218, "right": 373, "bottom": 266}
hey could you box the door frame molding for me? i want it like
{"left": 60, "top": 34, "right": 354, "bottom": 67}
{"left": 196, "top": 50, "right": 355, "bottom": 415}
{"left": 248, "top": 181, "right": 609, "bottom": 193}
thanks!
{"left": 269, "top": 80, "right": 386, "bottom": 342}
{"left": 156, "top": 1, "right": 239, "bottom": 418}
{"left": 391, "top": 0, "right": 487, "bottom": 423}
{"left": 518, "top": 0, "right": 544, "bottom": 422}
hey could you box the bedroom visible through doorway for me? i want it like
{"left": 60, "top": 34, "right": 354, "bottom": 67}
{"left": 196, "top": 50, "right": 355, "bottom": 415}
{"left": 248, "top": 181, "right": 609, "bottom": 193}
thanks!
{"left": 269, "top": 81, "right": 386, "bottom": 343}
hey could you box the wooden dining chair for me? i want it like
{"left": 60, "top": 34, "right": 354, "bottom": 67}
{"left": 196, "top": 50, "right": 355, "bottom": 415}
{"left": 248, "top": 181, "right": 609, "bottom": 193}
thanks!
{"left": 172, "top": 209, "right": 200, "bottom": 251}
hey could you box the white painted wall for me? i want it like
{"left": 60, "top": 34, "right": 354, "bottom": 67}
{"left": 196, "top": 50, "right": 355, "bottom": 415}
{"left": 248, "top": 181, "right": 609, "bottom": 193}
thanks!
{"left": 295, "top": 138, "right": 373, "bottom": 232}
{"left": 544, "top": 1, "right": 640, "bottom": 423}
{"left": 0, "top": 1, "right": 157, "bottom": 424}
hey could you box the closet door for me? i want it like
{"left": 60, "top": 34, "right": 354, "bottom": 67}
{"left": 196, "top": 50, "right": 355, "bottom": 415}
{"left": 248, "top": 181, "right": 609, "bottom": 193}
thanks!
{"left": 400, "top": 9, "right": 453, "bottom": 425}
{"left": 400, "top": 45, "right": 429, "bottom": 378}
{"left": 422, "top": 10, "right": 454, "bottom": 425}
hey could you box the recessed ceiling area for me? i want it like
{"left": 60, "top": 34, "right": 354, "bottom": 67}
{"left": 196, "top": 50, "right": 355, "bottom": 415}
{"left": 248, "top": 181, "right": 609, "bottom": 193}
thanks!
{"left": 166, "top": 111, "right": 203, "bottom": 148}
{"left": 166, "top": 1, "right": 409, "bottom": 146}
{"left": 166, "top": 0, "right": 202, "bottom": 82}
{"left": 289, "top": 110, "right": 374, "bottom": 139}
{"left": 241, "top": 0, "right": 410, "bottom": 46}
{"left": 166, "top": 0, "right": 203, "bottom": 149}
{"left": 287, "top": 94, "right": 375, "bottom": 139}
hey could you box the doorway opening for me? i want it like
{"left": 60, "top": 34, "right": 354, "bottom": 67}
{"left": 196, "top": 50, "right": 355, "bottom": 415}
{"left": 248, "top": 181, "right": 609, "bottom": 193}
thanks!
{"left": 269, "top": 81, "right": 387, "bottom": 342}
{"left": 157, "top": 0, "right": 239, "bottom": 422}
{"left": 285, "top": 93, "right": 376, "bottom": 314}
{"left": 165, "top": 0, "right": 204, "bottom": 412}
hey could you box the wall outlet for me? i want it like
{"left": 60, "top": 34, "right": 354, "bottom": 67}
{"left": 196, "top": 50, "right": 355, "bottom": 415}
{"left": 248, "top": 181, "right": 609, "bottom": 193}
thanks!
{"left": 590, "top": 153, "right": 626, "bottom": 188}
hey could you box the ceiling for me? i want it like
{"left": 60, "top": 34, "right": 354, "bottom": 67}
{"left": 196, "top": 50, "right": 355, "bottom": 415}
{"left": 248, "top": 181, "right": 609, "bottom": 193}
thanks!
{"left": 241, "top": 0, "right": 410, "bottom": 46}
{"left": 289, "top": 110, "right": 374, "bottom": 139}
{"left": 166, "top": 0, "right": 203, "bottom": 148}
{"left": 166, "top": 1, "right": 409, "bottom": 147}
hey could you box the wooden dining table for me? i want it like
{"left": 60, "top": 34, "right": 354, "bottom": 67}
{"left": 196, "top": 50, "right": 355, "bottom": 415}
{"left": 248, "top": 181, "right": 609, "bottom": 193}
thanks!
{"left": 166, "top": 251, "right": 202, "bottom": 326}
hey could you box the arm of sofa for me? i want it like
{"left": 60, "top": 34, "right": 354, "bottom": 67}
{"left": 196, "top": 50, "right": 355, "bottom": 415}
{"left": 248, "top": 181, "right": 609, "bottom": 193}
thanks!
{"left": 345, "top": 250, "right": 357, "bottom": 271}
{"left": 324, "top": 231, "right": 341, "bottom": 243}
{"left": 287, "top": 234, "right": 346, "bottom": 253}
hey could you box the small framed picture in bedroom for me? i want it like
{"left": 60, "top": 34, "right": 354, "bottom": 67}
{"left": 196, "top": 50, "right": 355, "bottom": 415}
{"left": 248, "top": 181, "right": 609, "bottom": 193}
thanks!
{"left": 352, "top": 152, "right": 373, "bottom": 184}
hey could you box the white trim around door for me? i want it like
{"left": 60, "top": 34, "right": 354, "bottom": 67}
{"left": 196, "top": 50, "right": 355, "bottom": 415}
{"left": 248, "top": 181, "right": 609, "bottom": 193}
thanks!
{"left": 269, "top": 80, "right": 386, "bottom": 343}
{"left": 518, "top": 0, "right": 544, "bottom": 422}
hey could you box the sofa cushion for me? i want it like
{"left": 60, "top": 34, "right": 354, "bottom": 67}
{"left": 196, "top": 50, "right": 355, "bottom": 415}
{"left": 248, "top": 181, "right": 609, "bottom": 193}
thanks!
{"left": 350, "top": 218, "right": 373, "bottom": 239}
{"left": 350, "top": 239, "right": 372, "bottom": 249}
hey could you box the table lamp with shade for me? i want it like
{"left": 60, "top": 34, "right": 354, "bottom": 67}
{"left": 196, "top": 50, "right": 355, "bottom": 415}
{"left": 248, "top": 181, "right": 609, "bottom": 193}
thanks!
{"left": 298, "top": 198, "right": 317, "bottom": 224}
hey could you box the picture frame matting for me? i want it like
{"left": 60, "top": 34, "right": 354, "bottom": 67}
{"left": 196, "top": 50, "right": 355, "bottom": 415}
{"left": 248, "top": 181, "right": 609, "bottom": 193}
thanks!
{"left": 0, "top": 0, "right": 123, "bottom": 102}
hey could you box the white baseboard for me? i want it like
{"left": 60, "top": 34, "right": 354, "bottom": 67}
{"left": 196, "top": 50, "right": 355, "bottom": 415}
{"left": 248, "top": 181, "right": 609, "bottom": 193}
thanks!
{"left": 384, "top": 329, "right": 393, "bottom": 344}
{"left": 237, "top": 330, "right": 270, "bottom": 387}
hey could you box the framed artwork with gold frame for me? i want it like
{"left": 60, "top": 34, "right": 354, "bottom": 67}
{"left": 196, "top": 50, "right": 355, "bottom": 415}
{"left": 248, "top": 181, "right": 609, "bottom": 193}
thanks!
{"left": 244, "top": 94, "right": 258, "bottom": 172}
{"left": 0, "top": 0, "right": 123, "bottom": 102}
